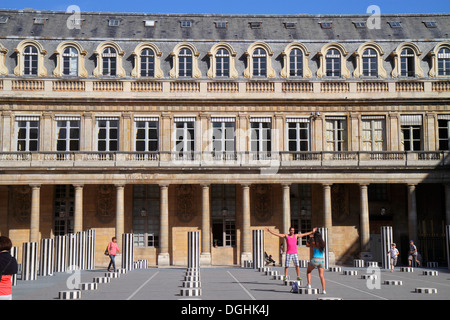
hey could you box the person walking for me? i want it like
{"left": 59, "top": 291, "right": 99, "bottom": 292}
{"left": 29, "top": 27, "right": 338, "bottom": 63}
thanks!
{"left": 387, "top": 243, "right": 399, "bottom": 272}
{"left": 0, "top": 236, "right": 18, "bottom": 300}
{"left": 266, "top": 226, "right": 317, "bottom": 281}
{"left": 306, "top": 231, "right": 326, "bottom": 294}
{"left": 107, "top": 237, "right": 120, "bottom": 272}
{"left": 408, "top": 240, "right": 420, "bottom": 267}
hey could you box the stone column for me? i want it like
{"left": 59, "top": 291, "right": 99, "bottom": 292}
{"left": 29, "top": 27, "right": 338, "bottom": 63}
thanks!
{"left": 445, "top": 184, "right": 450, "bottom": 226}
{"left": 29, "top": 184, "right": 41, "bottom": 243}
{"left": 241, "top": 184, "right": 252, "bottom": 265}
{"left": 407, "top": 184, "right": 418, "bottom": 242}
{"left": 73, "top": 185, "right": 84, "bottom": 233}
{"left": 115, "top": 184, "right": 125, "bottom": 250}
{"left": 200, "top": 184, "right": 212, "bottom": 266}
{"left": 282, "top": 184, "right": 291, "bottom": 234}
{"left": 359, "top": 184, "right": 370, "bottom": 252}
{"left": 158, "top": 184, "right": 170, "bottom": 266}
{"left": 322, "top": 184, "right": 334, "bottom": 264}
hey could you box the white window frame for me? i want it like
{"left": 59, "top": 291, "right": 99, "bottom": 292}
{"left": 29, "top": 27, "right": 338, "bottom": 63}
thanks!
{"left": 96, "top": 117, "right": 119, "bottom": 152}
{"left": 55, "top": 117, "right": 80, "bottom": 152}
{"left": 16, "top": 116, "right": 40, "bottom": 151}
{"left": 134, "top": 117, "right": 159, "bottom": 152}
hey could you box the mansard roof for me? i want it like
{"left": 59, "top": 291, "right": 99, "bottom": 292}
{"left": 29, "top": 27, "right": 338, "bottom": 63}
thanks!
{"left": 0, "top": 8, "right": 449, "bottom": 42}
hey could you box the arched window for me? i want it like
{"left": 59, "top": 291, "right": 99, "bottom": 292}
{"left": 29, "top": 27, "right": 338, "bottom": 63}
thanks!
{"left": 23, "top": 45, "right": 38, "bottom": 75}
{"left": 215, "top": 48, "right": 230, "bottom": 77}
{"left": 140, "top": 48, "right": 155, "bottom": 77}
{"left": 400, "top": 48, "right": 415, "bottom": 77}
{"left": 253, "top": 48, "right": 267, "bottom": 77}
{"left": 178, "top": 48, "right": 193, "bottom": 77}
{"left": 391, "top": 42, "right": 423, "bottom": 78}
{"left": 362, "top": 48, "right": 378, "bottom": 77}
{"left": 326, "top": 49, "right": 341, "bottom": 77}
{"left": 62, "top": 46, "right": 78, "bottom": 76}
{"left": 281, "top": 43, "right": 311, "bottom": 78}
{"left": 437, "top": 47, "right": 450, "bottom": 76}
{"left": 169, "top": 42, "right": 201, "bottom": 79}
{"left": 102, "top": 47, "right": 117, "bottom": 76}
{"left": 353, "top": 42, "right": 386, "bottom": 78}
{"left": 289, "top": 49, "right": 303, "bottom": 77}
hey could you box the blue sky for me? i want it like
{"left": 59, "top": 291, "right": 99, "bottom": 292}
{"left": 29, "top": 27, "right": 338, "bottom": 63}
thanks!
{"left": 1, "top": 0, "right": 449, "bottom": 15}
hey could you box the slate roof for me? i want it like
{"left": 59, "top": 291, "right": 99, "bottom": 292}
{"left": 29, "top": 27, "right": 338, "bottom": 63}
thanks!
{"left": 0, "top": 9, "right": 449, "bottom": 41}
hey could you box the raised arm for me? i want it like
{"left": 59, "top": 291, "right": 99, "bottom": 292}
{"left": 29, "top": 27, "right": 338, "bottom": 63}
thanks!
{"left": 297, "top": 227, "right": 317, "bottom": 238}
{"left": 265, "top": 227, "right": 285, "bottom": 238}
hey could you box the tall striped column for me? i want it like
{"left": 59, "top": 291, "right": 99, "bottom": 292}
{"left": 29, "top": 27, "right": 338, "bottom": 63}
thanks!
{"left": 39, "top": 238, "right": 54, "bottom": 276}
{"left": 76, "top": 231, "right": 87, "bottom": 270}
{"left": 188, "top": 231, "right": 200, "bottom": 268}
{"left": 22, "top": 242, "right": 38, "bottom": 281}
{"left": 54, "top": 235, "right": 67, "bottom": 272}
{"left": 66, "top": 233, "right": 77, "bottom": 270}
{"left": 317, "top": 228, "right": 329, "bottom": 269}
{"left": 86, "top": 229, "right": 96, "bottom": 270}
{"left": 252, "top": 229, "right": 265, "bottom": 270}
{"left": 10, "top": 247, "right": 18, "bottom": 286}
{"left": 381, "top": 226, "right": 393, "bottom": 270}
{"left": 446, "top": 225, "right": 450, "bottom": 270}
{"left": 122, "top": 233, "right": 134, "bottom": 271}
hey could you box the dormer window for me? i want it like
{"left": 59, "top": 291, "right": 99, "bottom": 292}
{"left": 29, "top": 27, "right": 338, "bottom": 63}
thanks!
{"left": 215, "top": 21, "right": 227, "bottom": 29}
{"left": 108, "top": 19, "right": 120, "bottom": 27}
{"left": 33, "top": 17, "right": 47, "bottom": 25}
{"left": 180, "top": 20, "right": 192, "bottom": 28}
{"left": 249, "top": 22, "right": 262, "bottom": 29}
{"left": 284, "top": 22, "right": 297, "bottom": 29}
{"left": 0, "top": 16, "right": 9, "bottom": 24}
{"left": 388, "top": 21, "right": 402, "bottom": 28}
{"left": 144, "top": 20, "right": 156, "bottom": 27}
{"left": 319, "top": 22, "right": 332, "bottom": 29}
{"left": 353, "top": 21, "right": 366, "bottom": 28}
{"left": 423, "top": 21, "right": 437, "bottom": 28}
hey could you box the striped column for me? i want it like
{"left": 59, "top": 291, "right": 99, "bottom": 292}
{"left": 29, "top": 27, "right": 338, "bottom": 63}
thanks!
{"left": 381, "top": 226, "right": 393, "bottom": 270}
{"left": 39, "top": 238, "right": 54, "bottom": 276}
{"left": 317, "top": 228, "right": 329, "bottom": 269}
{"left": 86, "top": 229, "right": 96, "bottom": 270}
{"left": 122, "top": 233, "right": 134, "bottom": 271}
{"left": 252, "top": 229, "right": 265, "bottom": 270}
{"left": 22, "top": 242, "right": 38, "bottom": 281}
{"left": 66, "top": 233, "right": 77, "bottom": 270}
{"left": 54, "top": 235, "right": 67, "bottom": 272}
{"left": 188, "top": 231, "right": 200, "bottom": 268}
{"left": 10, "top": 247, "right": 18, "bottom": 286}
{"left": 76, "top": 231, "right": 87, "bottom": 270}
{"left": 446, "top": 225, "right": 450, "bottom": 270}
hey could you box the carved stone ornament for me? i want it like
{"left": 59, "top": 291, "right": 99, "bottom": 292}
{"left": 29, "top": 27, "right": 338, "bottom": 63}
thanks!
{"left": 253, "top": 184, "right": 272, "bottom": 222}
{"left": 176, "top": 185, "right": 195, "bottom": 223}
{"left": 9, "top": 186, "right": 31, "bottom": 224}
{"left": 96, "top": 185, "right": 115, "bottom": 223}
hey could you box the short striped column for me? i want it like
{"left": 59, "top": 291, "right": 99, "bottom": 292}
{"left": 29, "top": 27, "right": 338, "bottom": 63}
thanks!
{"left": 76, "top": 231, "right": 87, "bottom": 270}
{"left": 39, "top": 238, "right": 54, "bottom": 276}
{"left": 86, "top": 229, "right": 96, "bottom": 270}
{"left": 317, "top": 228, "right": 329, "bottom": 269}
{"left": 22, "top": 242, "right": 38, "bottom": 281}
{"left": 188, "top": 231, "right": 200, "bottom": 269}
{"left": 446, "top": 225, "right": 450, "bottom": 270}
{"left": 252, "top": 229, "right": 264, "bottom": 270}
{"left": 54, "top": 235, "right": 67, "bottom": 272}
{"left": 122, "top": 233, "right": 134, "bottom": 271}
{"left": 353, "top": 259, "right": 365, "bottom": 268}
{"left": 10, "top": 247, "right": 18, "bottom": 286}
{"left": 381, "top": 226, "right": 393, "bottom": 270}
{"left": 59, "top": 290, "right": 81, "bottom": 300}
{"left": 66, "top": 233, "right": 77, "bottom": 270}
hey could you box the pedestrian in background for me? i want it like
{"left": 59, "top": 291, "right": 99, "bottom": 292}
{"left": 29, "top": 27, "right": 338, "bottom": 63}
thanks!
{"left": 388, "top": 243, "right": 399, "bottom": 272}
{"left": 107, "top": 237, "right": 120, "bottom": 272}
{"left": 0, "top": 236, "right": 18, "bottom": 300}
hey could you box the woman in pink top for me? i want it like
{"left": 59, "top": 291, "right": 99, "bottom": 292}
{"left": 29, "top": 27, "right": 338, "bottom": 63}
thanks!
{"left": 266, "top": 227, "right": 317, "bottom": 281}
{"left": 107, "top": 237, "right": 120, "bottom": 272}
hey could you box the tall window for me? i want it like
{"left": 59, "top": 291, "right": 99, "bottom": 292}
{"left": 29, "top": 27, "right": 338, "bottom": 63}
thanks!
{"left": 438, "top": 116, "right": 450, "bottom": 150}
{"left": 438, "top": 47, "right": 450, "bottom": 76}
{"left": 362, "top": 48, "right": 378, "bottom": 77}
{"left": 175, "top": 118, "right": 195, "bottom": 158}
{"left": 56, "top": 118, "right": 80, "bottom": 151}
{"left": 140, "top": 48, "right": 155, "bottom": 77}
{"left": 287, "top": 119, "right": 310, "bottom": 152}
{"left": 400, "top": 48, "right": 415, "bottom": 77}
{"left": 132, "top": 185, "right": 160, "bottom": 248}
{"left": 178, "top": 48, "right": 193, "bottom": 77}
{"left": 211, "top": 184, "right": 236, "bottom": 247}
{"left": 289, "top": 48, "right": 303, "bottom": 77}
{"left": 62, "top": 46, "right": 78, "bottom": 76}
{"left": 97, "top": 118, "right": 119, "bottom": 151}
{"left": 54, "top": 185, "right": 74, "bottom": 236}
{"left": 253, "top": 48, "right": 267, "bottom": 77}
{"left": 250, "top": 119, "right": 271, "bottom": 157}
{"left": 102, "top": 47, "right": 117, "bottom": 76}
{"left": 325, "top": 117, "right": 347, "bottom": 151}
{"left": 290, "top": 184, "right": 312, "bottom": 246}
{"left": 401, "top": 115, "right": 422, "bottom": 151}
{"left": 361, "top": 116, "right": 385, "bottom": 151}
{"left": 326, "top": 49, "right": 341, "bottom": 77}
{"left": 23, "top": 45, "right": 38, "bottom": 75}
{"left": 215, "top": 48, "right": 230, "bottom": 77}
{"left": 135, "top": 118, "right": 158, "bottom": 152}
{"left": 16, "top": 117, "right": 39, "bottom": 151}
{"left": 212, "top": 118, "right": 235, "bottom": 157}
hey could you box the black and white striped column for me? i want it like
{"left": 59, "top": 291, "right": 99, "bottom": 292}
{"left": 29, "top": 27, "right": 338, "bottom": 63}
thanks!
{"left": 446, "top": 225, "right": 450, "bottom": 270}
{"left": 317, "top": 228, "right": 329, "bottom": 269}
{"left": 252, "top": 229, "right": 264, "bottom": 270}
{"left": 10, "top": 247, "right": 18, "bottom": 286}
{"left": 381, "top": 226, "right": 393, "bottom": 270}
{"left": 86, "top": 229, "right": 96, "bottom": 270}
{"left": 54, "top": 235, "right": 67, "bottom": 273}
{"left": 188, "top": 231, "right": 200, "bottom": 269}
{"left": 66, "top": 233, "right": 77, "bottom": 270}
{"left": 22, "top": 242, "right": 38, "bottom": 281}
{"left": 122, "top": 233, "right": 134, "bottom": 271}
{"left": 39, "top": 238, "right": 54, "bottom": 276}
{"left": 76, "top": 231, "right": 87, "bottom": 270}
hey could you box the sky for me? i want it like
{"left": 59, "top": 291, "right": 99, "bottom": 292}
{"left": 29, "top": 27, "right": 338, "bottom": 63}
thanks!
{"left": 1, "top": 0, "right": 449, "bottom": 15}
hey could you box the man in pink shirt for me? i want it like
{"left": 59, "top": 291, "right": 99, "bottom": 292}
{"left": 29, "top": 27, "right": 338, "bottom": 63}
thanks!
{"left": 266, "top": 227, "right": 317, "bottom": 281}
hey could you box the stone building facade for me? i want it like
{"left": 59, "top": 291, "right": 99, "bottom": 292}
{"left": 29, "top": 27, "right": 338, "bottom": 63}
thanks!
{"left": 0, "top": 9, "right": 449, "bottom": 267}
